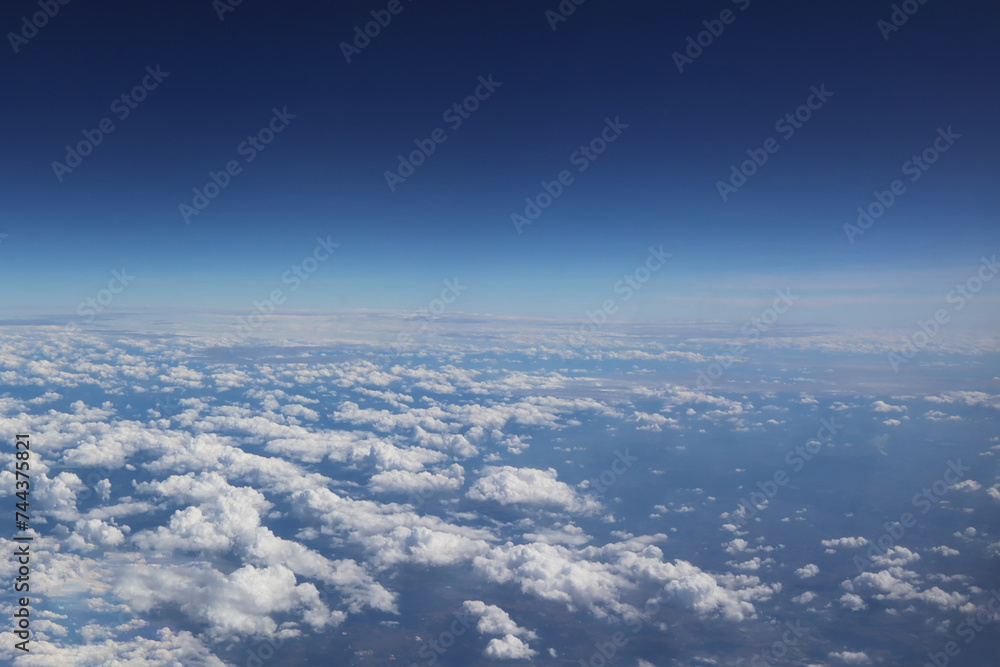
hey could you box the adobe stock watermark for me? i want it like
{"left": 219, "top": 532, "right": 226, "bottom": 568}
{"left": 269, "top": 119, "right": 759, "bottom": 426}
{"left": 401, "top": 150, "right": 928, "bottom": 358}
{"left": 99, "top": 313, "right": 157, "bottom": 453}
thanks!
{"left": 384, "top": 75, "right": 501, "bottom": 192}
{"left": 672, "top": 0, "right": 751, "bottom": 73}
{"left": 716, "top": 85, "right": 833, "bottom": 201}
{"left": 695, "top": 288, "right": 797, "bottom": 389}
{"left": 213, "top": 0, "right": 248, "bottom": 22}
{"left": 726, "top": 416, "right": 840, "bottom": 528}
{"left": 222, "top": 634, "right": 286, "bottom": 667}
{"left": 179, "top": 106, "right": 296, "bottom": 224}
{"left": 578, "top": 597, "right": 662, "bottom": 667}
{"left": 545, "top": 0, "right": 588, "bottom": 31}
{"left": 877, "top": 0, "right": 930, "bottom": 41}
{"left": 7, "top": 0, "right": 72, "bottom": 54}
{"left": 737, "top": 620, "right": 810, "bottom": 666}
{"left": 386, "top": 278, "right": 467, "bottom": 358}
{"left": 340, "top": 0, "right": 415, "bottom": 63}
{"left": 408, "top": 606, "right": 479, "bottom": 666}
{"left": 221, "top": 236, "right": 339, "bottom": 347}
{"left": 852, "top": 458, "right": 969, "bottom": 574}
{"left": 62, "top": 268, "right": 135, "bottom": 336}
{"left": 583, "top": 449, "right": 639, "bottom": 496}
{"left": 511, "top": 116, "right": 628, "bottom": 234}
{"left": 886, "top": 255, "right": 996, "bottom": 372}
{"left": 844, "top": 126, "right": 960, "bottom": 243}
{"left": 51, "top": 65, "right": 170, "bottom": 182}
{"left": 567, "top": 245, "right": 671, "bottom": 346}
{"left": 71, "top": 471, "right": 113, "bottom": 504}
{"left": 923, "top": 590, "right": 1000, "bottom": 667}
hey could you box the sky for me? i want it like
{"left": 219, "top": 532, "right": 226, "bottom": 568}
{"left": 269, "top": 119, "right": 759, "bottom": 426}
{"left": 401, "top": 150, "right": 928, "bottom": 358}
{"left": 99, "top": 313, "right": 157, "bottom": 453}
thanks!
{"left": 2, "top": 0, "right": 999, "bottom": 326}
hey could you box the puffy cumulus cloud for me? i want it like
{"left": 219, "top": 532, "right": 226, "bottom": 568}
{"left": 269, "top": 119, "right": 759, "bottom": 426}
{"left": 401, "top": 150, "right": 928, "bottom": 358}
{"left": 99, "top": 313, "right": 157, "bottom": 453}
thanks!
{"left": 65, "top": 518, "right": 127, "bottom": 552}
{"left": 292, "top": 485, "right": 494, "bottom": 569}
{"left": 821, "top": 537, "right": 868, "bottom": 549}
{"left": 843, "top": 568, "right": 968, "bottom": 610}
{"left": 411, "top": 426, "right": 478, "bottom": 458}
{"left": 829, "top": 651, "right": 872, "bottom": 664}
{"left": 724, "top": 538, "right": 749, "bottom": 555}
{"left": 133, "top": 504, "right": 237, "bottom": 553}
{"left": 988, "top": 484, "right": 1000, "bottom": 501}
{"left": 929, "top": 546, "right": 960, "bottom": 557}
{"left": 362, "top": 524, "right": 490, "bottom": 569}
{"left": 631, "top": 411, "right": 679, "bottom": 432}
{"left": 467, "top": 466, "right": 601, "bottom": 514}
{"left": 924, "top": 410, "right": 961, "bottom": 422}
{"left": 461, "top": 601, "right": 537, "bottom": 639}
{"left": 334, "top": 393, "right": 621, "bottom": 442}
{"left": 950, "top": 479, "right": 981, "bottom": 492}
{"left": 210, "top": 367, "right": 253, "bottom": 389}
{"left": 0, "top": 536, "right": 125, "bottom": 602}
{"left": 138, "top": 432, "right": 329, "bottom": 497}
{"left": 262, "top": 428, "right": 444, "bottom": 471}
{"left": 279, "top": 402, "right": 320, "bottom": 421}
{"left": 659, "top": 563, "right": 772, "bottom": 622}
{"left": 58, "top": 418, "right": 184, "bottom": 470}
{"left": 132, "top": 472, "right": 395, "bottom": 616}
{"left": 792, "top": 591, "right": 817, "bottom": 604}
{"left": 369, "top": 464, "right": 464, "bottom": 495}
{"left": 474, "top": 538, "right": 775, "bottom": 624}
{"left": 733, "top": 557, "right": 764, "bottom": 571}
{"left": 0, "top": 627, "right": 226, "bottom": 666}
{"left": 355, "top": 387, "right": 415, "bottom": 409}
{"left": 870, "top": 546, "right": 920, "bottom": 567}
{"left": 158, "top": 364, "right": 205, "bottom": 388}
{"left": 365, "top": 439, "right": 451, "bottom": 472}
{"left": 523, "top": 524, "right": 592, "bottom": 547}
{"left": 473, "top": 541, "right": 630, "bottom": 620}
{"left": 871, "top": 400, "right": 907, "bottom": 413}
{"left": 795, "top": 563, "right": 820, "bottom": 579}
{"left": 29, "top": 471, "right": 85, "bottom": 521}
{"left": 658, "top": 387, "right": 752, "bottom": 421}
{"left": 95, "top": 477, "right": 112, "bottom": 502}
{"left": 483, "top": 634, "right": 537, "bottom": 660}
{"left": 333, "top": 400, "right": 451, "bottom": 433}
{"left": 840, "top": 593, "right": 867, "bottom": 611}
{"left": 115, "top": 563, "right": 342, "bottom": 639}
{"left": 261, "top": 426, "right": 363, "bottom": 462}
{"left": 925, "top": 391, "right": 1000, "bottom": 410}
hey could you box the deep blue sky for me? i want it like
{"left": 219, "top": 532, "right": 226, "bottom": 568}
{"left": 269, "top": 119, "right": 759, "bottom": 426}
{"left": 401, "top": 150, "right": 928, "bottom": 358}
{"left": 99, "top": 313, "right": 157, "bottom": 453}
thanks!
{"left": 2, "top": 0, "right": 998, "bottom": 325}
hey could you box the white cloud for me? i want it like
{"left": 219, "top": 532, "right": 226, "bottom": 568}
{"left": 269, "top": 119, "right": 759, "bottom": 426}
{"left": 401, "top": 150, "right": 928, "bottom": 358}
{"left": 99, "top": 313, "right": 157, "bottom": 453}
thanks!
{"left": 461, "top": 601, "right": 537, "bottom": 639}
{"left": 829, "top": 651, "right": 872, "bottom": 664}
{"left": 929, "top": 546, "right": 960, "bottom": 557}
{"left": 821, "top": 537, "right": 868, "bottom": 549}
{"left": 467, "top": 466, "right": 601, "bottom": 514}
{"left": 483, "top": 634, "right": 536, "bottom": 660}
{"left": 369, "top": 464, "right": 464, "bottom": 495}
{"left": 0, "top": 627, "right": 226, "bottom": 666}
{"left": 795, "top": 563, "right": 820, "bottom": 579}
{"left": 115, "top": 563, "right": 343, "bottom": 639}
{"left": 870, "top": 546, "right": 920, "bottom": 567}
{"left": 843, "top": 567, "right": 968, "bottom": 610}
{"left": 840, "top": 593, "right": 867, "bottom": 611}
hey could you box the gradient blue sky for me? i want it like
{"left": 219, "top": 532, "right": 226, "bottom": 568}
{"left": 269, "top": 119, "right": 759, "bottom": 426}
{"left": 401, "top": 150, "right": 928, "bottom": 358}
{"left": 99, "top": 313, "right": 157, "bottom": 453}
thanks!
{"left": 2, "top": 0, "right": 998, "bottom": 326}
